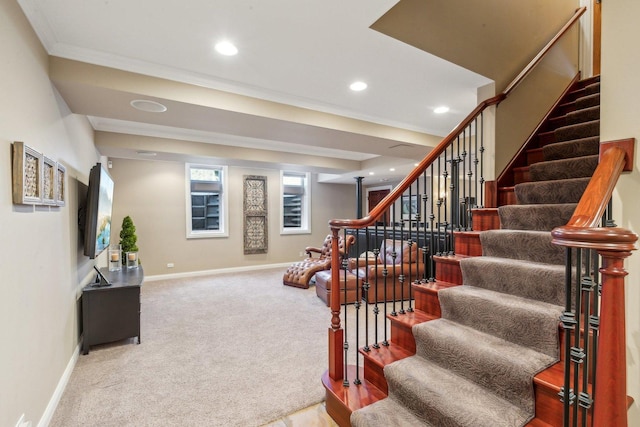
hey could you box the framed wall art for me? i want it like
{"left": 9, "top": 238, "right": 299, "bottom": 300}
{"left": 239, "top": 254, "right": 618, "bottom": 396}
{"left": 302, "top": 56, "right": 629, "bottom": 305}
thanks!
{"left": 42, "top": 156, "right": 56, "bottom": 205}
{"left": 12, "top": 141, "right": 43, "bottom": 204}
{"left": 55, "top": 162, "right": 66, "bottom": 206}
{"left": 243, "top": 175, "right": 268, "bottom": 254}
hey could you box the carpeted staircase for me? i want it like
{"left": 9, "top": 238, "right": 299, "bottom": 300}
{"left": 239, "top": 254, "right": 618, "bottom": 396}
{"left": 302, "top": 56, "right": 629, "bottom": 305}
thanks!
{"left": 351, "top": 77, "right": 600, "bottom": 426}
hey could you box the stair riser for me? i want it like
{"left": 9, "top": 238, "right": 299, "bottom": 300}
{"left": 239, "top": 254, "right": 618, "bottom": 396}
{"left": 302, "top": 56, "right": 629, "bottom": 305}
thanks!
{"left": 363, "top": 359, "right": 388, "bottom": 394}
{"left": 434, "top": 258, "right": 463, "bottom": 284}
{"left": 470, "top": 208, "right": 500, "bottom": 231}
{"left": 527, "top": 148, "right": 545, "bottom": 165}
{"left": 514, "top": 167, "right": 530, "bottom": 184}
{"left": 414, "top": 288, "right": 443, "bottom": 317}
{"left": 454, "top": 233, "right": 483, "bottom": 257}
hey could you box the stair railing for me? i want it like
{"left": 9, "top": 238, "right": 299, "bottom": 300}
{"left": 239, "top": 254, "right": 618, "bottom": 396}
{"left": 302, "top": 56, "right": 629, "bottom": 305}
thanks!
{"left": 552, "top": 139, "right": 637, "bottom": 427}
{"left": 326, "top": 7, "right": 587, "bottom": 388}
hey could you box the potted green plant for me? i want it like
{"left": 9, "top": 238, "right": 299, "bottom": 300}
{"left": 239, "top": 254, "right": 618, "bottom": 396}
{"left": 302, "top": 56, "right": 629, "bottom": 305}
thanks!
{"left": 119, "top": 216, "right": 139, "bottom": 268}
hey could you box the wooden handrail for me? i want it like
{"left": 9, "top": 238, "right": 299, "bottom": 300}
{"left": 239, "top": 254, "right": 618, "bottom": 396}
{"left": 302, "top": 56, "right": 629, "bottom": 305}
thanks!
{"left": 329, "top": 6, "right": 586, "bottom": 231}
{"left": 503, "top": 7, "right": 586, "bottom": 96}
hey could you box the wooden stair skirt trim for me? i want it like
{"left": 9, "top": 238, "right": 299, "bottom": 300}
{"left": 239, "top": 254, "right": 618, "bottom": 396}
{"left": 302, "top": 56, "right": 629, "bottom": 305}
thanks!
{"left": 323, "top": 366, "right": 386, "bottom": 427}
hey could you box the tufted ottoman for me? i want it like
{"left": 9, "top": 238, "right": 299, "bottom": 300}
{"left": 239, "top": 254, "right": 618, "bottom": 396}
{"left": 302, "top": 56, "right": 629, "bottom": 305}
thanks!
{"left": 315, "top": 270, "right": 359, "bottom": 306}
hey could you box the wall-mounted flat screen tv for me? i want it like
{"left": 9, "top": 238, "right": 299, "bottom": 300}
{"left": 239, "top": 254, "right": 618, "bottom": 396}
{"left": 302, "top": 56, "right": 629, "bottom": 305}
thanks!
{"left": 82, "top": 163, "right": 115, "bottom": 259}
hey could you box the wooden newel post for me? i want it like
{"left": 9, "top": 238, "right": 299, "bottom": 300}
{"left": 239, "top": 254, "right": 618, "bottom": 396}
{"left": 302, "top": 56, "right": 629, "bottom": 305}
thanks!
{"left": 328, "top": 227, "right": 343, "bottom": 381}
{"left": 593, "top": 247, "right": 634, "bottom": 427}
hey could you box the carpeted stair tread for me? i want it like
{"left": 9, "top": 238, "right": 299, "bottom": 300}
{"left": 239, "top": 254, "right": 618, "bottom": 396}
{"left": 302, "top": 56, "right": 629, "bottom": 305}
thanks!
{"left": 575, "top": 93, "right": 600, "bottom": 110}
{"left": 413, "top": 318, "right": 556, "bottom": 414}
{"left": 542, "top": 136, "right": 599, "bottom": 161}
{"left": 584, "top": 82, "right": 600, "bottom": 95}
{"left": 382, "top": 356, "right": 530, "bottom": 427}
{"left": 479, "top": 230, "right": 565, "bottom": 265}
{"left": 529, "top": 155, "right": 598, "bottom": 181}
{"left": 351, "top": 397, "right": 436, "bottom": 427}
{"left": 565, "top": 105, "right": 599, "bottom": 126}
{"left": 554, "top": 120, "right": 599, "bottom": 143}
{"left": 439, "top": 285, "right": 562, "bottom": 357}
{"left": 460, "top": 256, "right": 566, "bottom": 306}
{"left": 499, "top": 203, "right": 577, "bottom": 231}
{"left": 515, "top": 177, "right": 590, "bottom": 204}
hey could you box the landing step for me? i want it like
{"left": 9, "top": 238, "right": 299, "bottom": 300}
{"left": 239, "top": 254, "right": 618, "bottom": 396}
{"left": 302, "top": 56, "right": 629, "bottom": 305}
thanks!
{"left": 323, "top": 366, "right": 386, "bottom": 427}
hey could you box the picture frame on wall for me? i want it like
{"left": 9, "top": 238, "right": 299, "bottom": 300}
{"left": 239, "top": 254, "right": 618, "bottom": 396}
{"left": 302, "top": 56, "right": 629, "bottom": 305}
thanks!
{"left": 42, "top": 156, "right": 57, "bottom": 205}
{"left": 401, "top": 194, "right": 419, "bottom": 220}
{"left": 12, "top": 141, "right": 43, "bottom": 204}
{"left": 55, "top": 162, "right": 66, "bottom": 206}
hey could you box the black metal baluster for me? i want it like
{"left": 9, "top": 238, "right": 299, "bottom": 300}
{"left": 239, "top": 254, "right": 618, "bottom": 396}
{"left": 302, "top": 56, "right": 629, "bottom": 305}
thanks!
{"left": 571, "top": 249, "right": 584, "bottom": 426}
{"left": 479, "top": 111, "right": 485, "bottom": 207}
{"left": 560, "top": 247, "right": 576, "bottom": 425}
{"left": 362, "top": 228, "right": 371, "bottom": 354}
{"left": 373, "top": 224, "right": 381, "bottom": 350}
{"left": 382, "top": 221, "right": 389, "bottom": 347}
{"left": 429, "top": 164, "right": 436, "bottom": 282}
{"left": 391, "top": 206, "right": 398, "bottom": 317}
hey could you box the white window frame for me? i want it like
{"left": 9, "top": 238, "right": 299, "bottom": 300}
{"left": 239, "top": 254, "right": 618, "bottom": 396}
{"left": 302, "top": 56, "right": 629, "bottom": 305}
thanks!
{"left": 280, "top": 171, "right": 311, "bottom": 235}
{"left": 185, "top": 164, "right": 229, "bottom": 238}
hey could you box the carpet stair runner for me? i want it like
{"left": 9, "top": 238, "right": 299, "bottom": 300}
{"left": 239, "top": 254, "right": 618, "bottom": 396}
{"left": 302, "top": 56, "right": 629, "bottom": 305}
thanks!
{"left": 351, "top": 77, "right": 600, "bottom": 426}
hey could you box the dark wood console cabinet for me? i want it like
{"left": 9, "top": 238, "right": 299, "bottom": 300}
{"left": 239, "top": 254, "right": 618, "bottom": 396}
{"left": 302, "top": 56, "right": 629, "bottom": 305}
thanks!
{"left": 82, "top": 266, "right": 144, "bottom": 355}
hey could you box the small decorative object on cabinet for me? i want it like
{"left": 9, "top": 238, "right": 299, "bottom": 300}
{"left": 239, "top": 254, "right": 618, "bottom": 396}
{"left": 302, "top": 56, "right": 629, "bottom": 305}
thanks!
{"left": 108, "top": 245, "right": 121, "bottom": 271}
{"left": 119, "top": 215, "right": 140, "bottom": 265}
{"left": 126, "top": 251, "right": 139, "bottom": 269}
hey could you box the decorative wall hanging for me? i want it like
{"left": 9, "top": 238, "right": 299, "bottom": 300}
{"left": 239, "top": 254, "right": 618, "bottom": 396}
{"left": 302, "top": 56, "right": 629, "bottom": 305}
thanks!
{"left": 11, "top": 141, "right": 66, "bottom": 207}
{"left": 42, "top": 156, "right": 56, "bottom": 205}
{"left": 55, "top": 162, "right": 66, "bottom": 206}
{"left": 243, "top": 175, "right": 268, "bottom": 254}
{"left": 12, "top": 141, "right": 43, "bottom": 204}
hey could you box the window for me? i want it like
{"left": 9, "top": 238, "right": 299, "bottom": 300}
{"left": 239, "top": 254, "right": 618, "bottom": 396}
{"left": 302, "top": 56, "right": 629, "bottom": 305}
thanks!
{"left": 281, "top": 171, "right": 310, "bottom": 234}
{"left": 185, "top": 164, "right": 228, "bottom": 238}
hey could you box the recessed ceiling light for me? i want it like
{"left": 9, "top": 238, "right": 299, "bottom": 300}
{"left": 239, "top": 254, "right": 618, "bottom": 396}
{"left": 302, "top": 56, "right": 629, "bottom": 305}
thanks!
{"left": 215, "top": 40, "right": 238, "bottom": 56}
{"left": 350, "top": 81, "right": 368, "bottom": 91}
{"left": 369, "top": 171, "right": 375, "bottom": 176}
{"left": 389, "top": 168, "right": 395, "bottom": 172}
{"left": 434, "top": 106, "right": 450, "bottom": 114}
{"left": 130, "top": 99, "right": 167, "bottom": 113}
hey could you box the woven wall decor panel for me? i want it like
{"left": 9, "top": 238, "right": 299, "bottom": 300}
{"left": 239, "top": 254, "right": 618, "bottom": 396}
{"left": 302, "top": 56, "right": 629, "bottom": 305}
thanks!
{"left": 243, "top": 175, "right": 268, "bottom": 254}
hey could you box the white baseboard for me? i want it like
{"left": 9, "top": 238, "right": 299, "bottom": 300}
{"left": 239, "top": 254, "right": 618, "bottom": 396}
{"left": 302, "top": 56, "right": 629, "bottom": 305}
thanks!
{"left": 144, "top": 262, "right": 293, "bottom": 282}
{"left": 37, "top": 343, "right": 80, "bottom": 427}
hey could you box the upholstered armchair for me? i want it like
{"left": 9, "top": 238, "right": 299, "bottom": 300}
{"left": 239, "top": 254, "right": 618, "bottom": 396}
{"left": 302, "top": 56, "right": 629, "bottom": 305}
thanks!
{"left": 350, "top": 239, "right": 425, "bottom": 302}
{"left": 282, "top": 234, "right": 355, "bottom": 289}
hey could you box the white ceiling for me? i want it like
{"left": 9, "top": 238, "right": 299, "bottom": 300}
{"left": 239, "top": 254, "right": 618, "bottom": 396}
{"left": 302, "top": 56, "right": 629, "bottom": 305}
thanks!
{"left": 18, "top": 0, "right": 491, "bottom": 183}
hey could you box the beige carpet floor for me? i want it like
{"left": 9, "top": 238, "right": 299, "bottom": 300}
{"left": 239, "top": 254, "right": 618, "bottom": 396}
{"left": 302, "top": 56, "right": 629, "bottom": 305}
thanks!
{"left": 50, "top": 267, "right": 332, "bottom": 427}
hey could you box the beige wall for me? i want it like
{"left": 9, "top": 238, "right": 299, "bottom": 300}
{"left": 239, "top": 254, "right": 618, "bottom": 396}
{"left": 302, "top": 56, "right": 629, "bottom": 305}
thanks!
{"left": 600, "top": 0, "right": 640, "bottom": 423}
{"left": 108, "top": 157, "right": 356, "bottom": 276}
{"left": 0, "top": 2, "right": 99, "bottom": 426}
{"left": 494, "top": 32, "right": 579, "bottom": 174}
